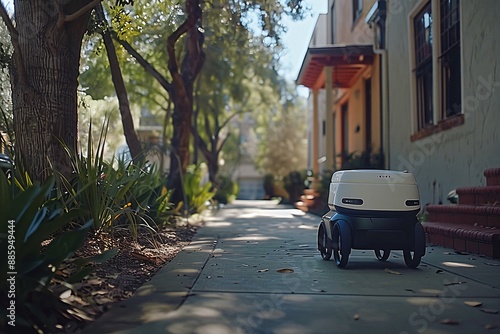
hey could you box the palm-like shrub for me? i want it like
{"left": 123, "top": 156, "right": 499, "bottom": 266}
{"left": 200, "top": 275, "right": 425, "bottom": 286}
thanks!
{"left": 56, "top": 122, "right": 175, "bottom": 238}
{"left": 0, "top": 173, "right": 96, "bottom": 333}
{"left": 182, "top": 164, "right": 216, "bottom": 214}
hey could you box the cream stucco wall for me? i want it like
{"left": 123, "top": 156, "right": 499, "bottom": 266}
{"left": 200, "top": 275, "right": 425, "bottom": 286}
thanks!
{"left": 386, "top": 0, "right": 500, "bottom": 206}
{"left": 304, "top": 0, "right": 383, "bottom": 175}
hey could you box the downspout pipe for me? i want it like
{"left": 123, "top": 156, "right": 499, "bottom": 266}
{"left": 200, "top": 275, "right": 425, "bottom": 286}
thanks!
{"left": 367, "top": 0, "right": 390, "bottom": 169}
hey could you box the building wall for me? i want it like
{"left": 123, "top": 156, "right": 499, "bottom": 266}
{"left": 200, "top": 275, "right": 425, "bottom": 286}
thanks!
{"left": 305, "top": 0, "right": 383, "bottom": 174}
{"left": 334, "top": 0, "right": 377, "bottom": 46}
{"left": 386, "top": 0, "right": 500, "bottom": 206}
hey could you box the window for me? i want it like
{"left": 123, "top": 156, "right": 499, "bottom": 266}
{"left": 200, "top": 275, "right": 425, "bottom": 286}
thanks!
{"left": 440, "top": 0, "right": 461, "bottom": 118}
{"left": 411, "top": 0, "right": 462, "bottom": 135}
{"left": 414, "top": 2, "right": 433, "bottom": 129}
{"left": 353, "top": 0, "right": 362, "bottom": 25}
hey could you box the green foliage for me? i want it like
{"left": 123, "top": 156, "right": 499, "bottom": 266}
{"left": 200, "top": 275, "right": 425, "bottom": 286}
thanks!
{"left": 56, "top": 121, "right": 171, "bottom": 238}
{"left": 316, "top": 169, "right": 334, "bottom": 200}
{"left": 213, "top": 174, "right": 239, "bottom": 205}
{"left": 340, "top": 149, "right": 384, "bottom": 170}
{"left": 283, "top": 170, "right": 306, "bottom": 203}
{"left": 255, "top": 84, "right": 308, "bottom": 178}
{"left": 183, "top": 164, "right": 216, "bottom": 214}
{"left": 263, "top": 174, "right": 275, "bottom": 198}
{"left": 0, "top": 172, "right": 102, "bottom": 333}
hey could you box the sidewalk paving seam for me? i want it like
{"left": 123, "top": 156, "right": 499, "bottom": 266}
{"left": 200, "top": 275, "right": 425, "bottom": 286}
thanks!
{"left": 174, "top": 234, "right": 221, "bottom": 310}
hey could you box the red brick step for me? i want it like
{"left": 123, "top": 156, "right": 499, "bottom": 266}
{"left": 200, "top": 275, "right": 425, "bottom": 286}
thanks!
{"left": 485, "top": 168, "right": 500, "bottom": 186}
{"left": 426, "top": 204, "right": 500, "bottom": 228}
{"left": 423, "top": 222, "right": 500, "bottom": 258}
{"left": 457, "top": 186, "right": 500, "bottom": 205}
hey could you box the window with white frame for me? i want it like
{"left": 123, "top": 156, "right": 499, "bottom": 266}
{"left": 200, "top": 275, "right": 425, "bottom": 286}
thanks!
{"left": 411, "top": 0, "right": 461, "bottom": 133}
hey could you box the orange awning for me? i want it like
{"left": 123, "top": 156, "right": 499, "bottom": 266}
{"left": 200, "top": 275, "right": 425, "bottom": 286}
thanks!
{"left": 296, "top": 45, "right": 375, "bottom": 89}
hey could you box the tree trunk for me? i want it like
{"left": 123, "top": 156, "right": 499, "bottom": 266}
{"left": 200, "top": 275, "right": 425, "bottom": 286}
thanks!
{"left": 96, "top": 3, "right": 142, "bottom": 163}
{"left": 10, "top": 1, "right": 93, "bottom": 180}
{"left": 165, "top": 0, "right": 204, "bottom": 203}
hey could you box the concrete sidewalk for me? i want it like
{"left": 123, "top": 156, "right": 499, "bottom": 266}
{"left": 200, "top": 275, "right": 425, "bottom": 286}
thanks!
{"left": 84, "top": 200, "right": 500, "bottom": 334}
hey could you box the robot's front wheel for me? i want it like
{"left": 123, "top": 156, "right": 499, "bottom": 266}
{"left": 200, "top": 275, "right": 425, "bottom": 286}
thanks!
{"left": 374, "top": 249, "right": 391, "bottom": 261}
{"left": 332, "top": 221, "right": 351, "bottom": 268}
{"left": 317, "top": 222, "right": 332, "bottom": 260}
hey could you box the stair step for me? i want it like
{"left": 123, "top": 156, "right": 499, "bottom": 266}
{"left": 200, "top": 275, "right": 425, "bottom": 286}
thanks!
{"left": 426, "top": 204, "right": 500, "bottom": 228}
{"left": 457, "top": 186, "right": 500, "bottom": 205}
{"left": 485, "top": 168, "right": 500, "bottom": 186}
{"left": 423, "top": 222, "right": 500, "bottom": 258}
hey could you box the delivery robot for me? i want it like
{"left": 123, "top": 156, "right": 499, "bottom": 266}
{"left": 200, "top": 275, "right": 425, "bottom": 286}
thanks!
{"left": 317, "top": 170, "right": 426, "bottom": 268}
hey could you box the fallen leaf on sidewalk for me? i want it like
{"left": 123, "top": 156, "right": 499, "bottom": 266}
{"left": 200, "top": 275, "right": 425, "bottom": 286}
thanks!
{"left": 277, "top": 268, "right": 294, "bottom": 273}
{"left": 257, "top": 268, "right": 269, "bottom": 273}
{"left": 480, "top": 308, "right": 499, "bottom": 314}
{"left": 435, "top": 269, "right": 444, "bottom": 274}
{"left": 59, "top": 290, "right": 72, "bottom": 300}
{"left": 441, "top": 319, "right": 459, "bottom": 325}
{"left": 353, "top": 314, "right": 360, "bottom": 320}
{"left": 385, "top": 268, "right": 401, "bottom": 275}
{"left": 444, "top": 281, "right": 466, "bottom": 286}
{"left": 484, "top": 262, "right": 500, "bottom": 266}
{"left": 464, "top": 301, "right": 483, "bottom": 307}
{"left": 485, "top": 324, "right": 498, "bottom": 330}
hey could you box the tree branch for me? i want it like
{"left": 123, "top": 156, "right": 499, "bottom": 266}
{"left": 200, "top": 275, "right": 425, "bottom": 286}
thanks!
{"left": 0, "top": 1, "right": 30, "bottom": 87}
{"left": 56, "top": 0, "right": 102, "bottom": 28}
{"left": 0, "top": 1, "right": 17, "bottom": 39}
{"left": 166, "top": 0, "right": 201, "bottom": 97}
{"left": 113, "top": 33, "right": 173, "bottom": 93}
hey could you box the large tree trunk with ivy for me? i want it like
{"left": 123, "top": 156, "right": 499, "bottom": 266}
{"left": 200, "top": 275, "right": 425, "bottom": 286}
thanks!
{"left": 5, "top": 0, "right": 96, "bottom": 180}
{"left": 165, "top": 0, "right": 204, "bottom": 203}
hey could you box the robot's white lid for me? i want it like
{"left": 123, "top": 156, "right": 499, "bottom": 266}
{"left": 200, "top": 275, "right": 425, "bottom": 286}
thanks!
{"left": 331, "top": 169, "right": 417, "bottom": 186}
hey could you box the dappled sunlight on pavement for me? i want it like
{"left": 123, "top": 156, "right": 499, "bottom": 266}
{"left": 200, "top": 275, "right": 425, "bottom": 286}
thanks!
{"left": 84, "top": 200, "right": 500, "bottom": 334}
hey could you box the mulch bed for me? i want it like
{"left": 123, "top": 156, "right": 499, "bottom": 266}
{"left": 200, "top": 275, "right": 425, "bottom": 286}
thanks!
{"left": 51, "top": 222, "right": 199, "bottom": 332}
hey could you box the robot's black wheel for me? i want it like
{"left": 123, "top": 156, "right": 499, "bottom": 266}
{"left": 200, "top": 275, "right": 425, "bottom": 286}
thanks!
{"left": 404, "top": 222, "right": 426, "bottom": 268}
{"left": 374, "top": 249, "right": 391, "bottom": 261}
{"left": 403, "top": 249, "right": 422, "bottom": 268}
{"left": 332, "top": 221, "right": 351, "bottom": 268}
{"left": 317, "top": 222, "right": 332, "bottom": 260}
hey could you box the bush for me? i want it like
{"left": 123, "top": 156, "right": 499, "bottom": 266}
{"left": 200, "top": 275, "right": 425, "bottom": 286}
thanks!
{"left": 283, "top": 170, "right": 306, "bottom": 203}
{"left": 0, "top": 172, "right": 115, "bottom": 333}
{"left": 56, "top": 121, "right": 175, "bottom": 238}
{"left": 182, "top": 164, "right": 215, "bottom": 214}
{"left": 213, "top": 174, "right": 239, "bottom": 205}
{"left": 263, "top": 174, "right": 275, "bottom": 199}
